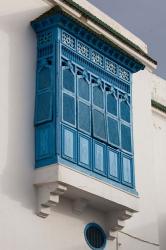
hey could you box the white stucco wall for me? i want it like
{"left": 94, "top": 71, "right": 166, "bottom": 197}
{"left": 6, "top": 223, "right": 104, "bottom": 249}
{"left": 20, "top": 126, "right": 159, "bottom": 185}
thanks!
{"left": 0, "top": 1, "right": 164, "bottom": 250}
{"left": 152, "top": 75, "right": 166, "bottom": 250}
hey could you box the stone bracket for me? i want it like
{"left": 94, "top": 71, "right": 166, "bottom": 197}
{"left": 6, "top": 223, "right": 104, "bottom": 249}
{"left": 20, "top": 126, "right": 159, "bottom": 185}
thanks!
{"left": 107, "top": 209, "right": 134, "bottom": 240}
{"left": 36, "top": 182, "right": 67, "bottom": 218}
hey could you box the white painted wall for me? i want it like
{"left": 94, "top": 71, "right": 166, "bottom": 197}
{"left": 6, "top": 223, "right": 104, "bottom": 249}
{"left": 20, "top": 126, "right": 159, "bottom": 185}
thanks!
{"left": 0, "top": 0, "right": 164, "bottom": 250}
{"left": 152, "top": 75, "right": 166, "bottom": 250}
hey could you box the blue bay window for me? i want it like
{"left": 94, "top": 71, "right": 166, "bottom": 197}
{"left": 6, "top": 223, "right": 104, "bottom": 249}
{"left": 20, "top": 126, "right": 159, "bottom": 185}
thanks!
{"left": 32, "top": 8, "right": 144, "bottom": 193}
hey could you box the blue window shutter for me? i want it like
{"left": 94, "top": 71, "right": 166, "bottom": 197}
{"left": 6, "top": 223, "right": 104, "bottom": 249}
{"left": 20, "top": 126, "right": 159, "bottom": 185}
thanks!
{"left": 63, "top": 93, "right": 76, "bottom": 126}
{"left": 107, "top": 116, "right": 119, "bottom": 146}
{"left": 78, "top": 101, "right": 91, "bottom": 134}
{"left": 78, "top": 133, "right": 92, "bottom": 169}
{"left": 63, "top": 68, "right": 75, "bottom": 93}
{"left": 93, "top": 109, "right": 106, "bottom": 141}
{"left": 93, "top": 85, "right": 104, "bottom": 109}
{"left": 38, "top": 66, "right": 51, "bottom": 91}
{"left": 122, "top": 155, "right": 133, "bottom": 187}
{"left": 35, "top": 62, "right": 53, "bottom": 125}
{"left": 35, "top": 123, "right": 53, "bottom": 161}
{"left": 62, "top": 125, "right": 77, "bottom": 163}
{"left": 108, "top": 148, "right": 120, "bottom": 181}
{"left": 121, "top": 124, "right": 132, "bottom": 152}
{"left": 93, "top": 141, "right": 106, "bottom": 176}
{"left": 120, "top": 100, "right": 130, "bottom": 123}
{"left": 107, "top": 92, "right": 117, "bottom": 116}
{"left": 35, "top": 91, "right": 52, "bottom": 125}
{"left": 78, "top": 78, "right": 90, "bottom": 101}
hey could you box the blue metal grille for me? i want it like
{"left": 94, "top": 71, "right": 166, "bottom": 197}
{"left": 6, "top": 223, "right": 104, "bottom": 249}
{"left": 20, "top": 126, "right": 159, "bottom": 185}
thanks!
{"left": 85, "top": 223, "right": 106, "bottom": 249}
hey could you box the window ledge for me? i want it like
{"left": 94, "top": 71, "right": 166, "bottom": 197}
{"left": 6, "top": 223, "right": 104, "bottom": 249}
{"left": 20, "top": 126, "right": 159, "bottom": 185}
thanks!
{"left": 34, "top": 164, "right": 139, "bottom": 237}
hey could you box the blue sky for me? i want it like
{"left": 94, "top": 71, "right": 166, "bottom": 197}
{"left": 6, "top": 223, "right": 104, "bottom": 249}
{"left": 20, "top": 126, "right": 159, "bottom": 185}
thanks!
{"left": 89, "top": 0, "right": 166, "bottom": 79}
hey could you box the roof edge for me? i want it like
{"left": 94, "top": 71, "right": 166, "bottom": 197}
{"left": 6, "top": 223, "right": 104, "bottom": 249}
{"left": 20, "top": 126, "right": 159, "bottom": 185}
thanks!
{"left": 47, "top": 0, "right": 157, "bottom": 67}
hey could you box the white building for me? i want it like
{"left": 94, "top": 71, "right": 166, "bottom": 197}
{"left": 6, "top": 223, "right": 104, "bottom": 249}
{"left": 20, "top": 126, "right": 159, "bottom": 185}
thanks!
{"left": 0, "top": 0, "right": 165, "bottom": 250}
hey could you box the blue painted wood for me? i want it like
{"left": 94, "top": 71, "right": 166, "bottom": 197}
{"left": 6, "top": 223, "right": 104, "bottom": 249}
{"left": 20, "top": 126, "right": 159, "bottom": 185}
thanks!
{"left": 93, "top": 140, "right": 107, "bottom": 176}
{"left": 78, "top": 133, "right": 92, "bottom": 170}
{"left": 121, "top": 154, "right": 134, "bottom": 188}
{"left": 61, "top": 125, "right": 77, "bottom": 163}
{"left": 107, "top": 147, "right": 120, "bottom": 182}
{"left": 31, "top": 10, "right": 142, "bottom": 192}
{"left": 35, "top": 123, "right": 54, "bottom": 161}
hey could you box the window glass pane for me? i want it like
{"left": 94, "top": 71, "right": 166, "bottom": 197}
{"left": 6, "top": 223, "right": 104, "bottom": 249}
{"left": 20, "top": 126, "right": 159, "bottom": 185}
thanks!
{"left": 94, "top": 143, "right": 104, "bottom": 172}
{"left": 123, "top": 157, "right": 132, "bottom": 184}
{"left": 107, "top": 93, "right": 117, "bottom": 116}
{"left": 63, "top": 69, "right": 75, "bottom": 93}
{"left": 107, "top": 117, "right": 119, "bottom": 146}
{"left": 108, "top": 150, "right": 118, "bottom": 178}
{"left": 78, "top": 102, "right": 91, "bottom": 133}
{"left": 120, "top": 101, "right": 130, "bottom": 123}
{"left": 63, "top": 93, "right": 75, "bottom": 125}
{"left": 93, "top": 110, "right": 106, "bottom": 140}
{"left": 93, "top": 85, "right": 104, "bottom": 109}
{"left": 121, "top": 124, "right": 132, "bottom": 152}
{"left": 78, "top": 78, "right": 89, "bottom": 101}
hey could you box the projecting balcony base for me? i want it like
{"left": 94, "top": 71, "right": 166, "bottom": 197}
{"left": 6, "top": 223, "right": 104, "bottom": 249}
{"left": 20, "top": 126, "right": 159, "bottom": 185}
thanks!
{"left": 34, "top": 163, "right": 139, "bottom": 238}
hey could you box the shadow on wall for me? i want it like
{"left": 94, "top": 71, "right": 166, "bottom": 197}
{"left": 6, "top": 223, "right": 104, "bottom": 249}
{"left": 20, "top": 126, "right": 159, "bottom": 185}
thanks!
{"left": 0, "top": 7, "right": 48, "bottom": 212}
